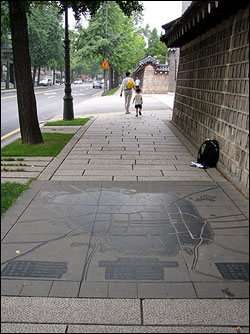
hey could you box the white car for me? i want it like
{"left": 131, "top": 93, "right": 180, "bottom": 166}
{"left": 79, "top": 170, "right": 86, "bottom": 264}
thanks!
{"left": 93, "top": 80, "right": 102, "bottom": 88}
{"left": 39, "top": 78, "right": 52, "bottom": 86}
{"left": 74, "top": 78, "right": 83, "bottom": 84}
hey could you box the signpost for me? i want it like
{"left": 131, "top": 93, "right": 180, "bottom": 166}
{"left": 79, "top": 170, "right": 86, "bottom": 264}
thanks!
{"left": 101, "top": 59, "right": 110, "bottom": 70}
{"left": 101, "top": 59, "right": 109, "bottom": 95}
{"left": 102, "top": 2, "right": 109, "bottom": 95}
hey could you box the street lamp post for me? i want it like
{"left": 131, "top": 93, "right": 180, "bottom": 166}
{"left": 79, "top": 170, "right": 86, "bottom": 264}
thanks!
{"left": 63, "top": 6, "right": 74, "bottom": 120}
{"left": 103, "top": 1, "right": 108, "bottom": 95}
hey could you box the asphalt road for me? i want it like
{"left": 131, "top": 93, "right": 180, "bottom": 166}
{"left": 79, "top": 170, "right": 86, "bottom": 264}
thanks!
{"left": 1, "top": 83, "right": 102, "bottom": 138}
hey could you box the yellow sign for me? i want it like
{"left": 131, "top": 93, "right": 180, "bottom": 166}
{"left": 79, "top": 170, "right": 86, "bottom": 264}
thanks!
{"left": 100, "top": 59, "right": 110, "bottom": 70}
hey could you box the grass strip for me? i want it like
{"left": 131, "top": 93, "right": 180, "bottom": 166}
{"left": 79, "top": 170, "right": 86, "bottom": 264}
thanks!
{"left": 102, "top": 86, "right": 120, "bottom": 96}
{"left": 1, "top": 181, "right": 31, "bottom": 215}
{"left": 1, "top": 133, "right": 74, "bottom": 157}
{"left": 44, "top": 117, "right": 90, "bottom": 126}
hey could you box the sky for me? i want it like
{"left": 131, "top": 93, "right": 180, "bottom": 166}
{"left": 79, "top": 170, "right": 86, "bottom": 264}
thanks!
{"left": 68, "top": 1, "right": 182, "bottom": 35}
{"left": 140, "top": 1, "right": 182, "bottom": 35}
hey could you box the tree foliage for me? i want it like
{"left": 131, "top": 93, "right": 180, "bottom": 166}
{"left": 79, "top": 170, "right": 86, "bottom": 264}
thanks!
{"left": 6, "top": 0, "right": 143, "bottom": 144}
{"left": 27, "top": 5, "right": 64, "bottom": 83}
{"left": 145, "top": 28, "right": 168, "bottom": 63}
{"left": 71, "top": 1, "right": 145, "bottom": 80}
{"left": 1, "top": 1, "right": 11, "bottom": 46}
{"left": 56, "top": 1, "right": 143, "bottom": 20}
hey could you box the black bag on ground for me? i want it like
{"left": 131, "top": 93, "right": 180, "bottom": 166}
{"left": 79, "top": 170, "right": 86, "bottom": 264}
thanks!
{"left": 197, "top": 139, "right": 220, "bottom": 168}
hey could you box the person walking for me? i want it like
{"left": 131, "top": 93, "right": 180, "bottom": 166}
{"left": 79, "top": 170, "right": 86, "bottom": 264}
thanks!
{"left": 133, "top": 88, "right": 143, "bottom": 117}
{"left": 120, "top": 72, "right": 136, "bottom": 114}
{"left": 135, "top": 77, "right": 141, "bottom": 89}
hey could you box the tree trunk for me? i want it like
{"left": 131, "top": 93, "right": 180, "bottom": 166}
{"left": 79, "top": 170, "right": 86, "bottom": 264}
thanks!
{"left": 114, "top": 71, "right": 119, "bottom": 88}
{"left": 32, "top": 65, "right": 37, "bottom": 86}
{"left": 8, "top": 1, "right": 43, "bottom": 144}
{"left": 109, "top": 68, "right": 114, "bottom": 90}
{"left": 38, "top": 66, "right": 41, "bottom": 85}
{"left": 53, "top": 68, "right": 56, "bottom": 85}
{"left": 5, "top": 61, "right": 10, "bottom": 89}
{"left": 60, "top": 71, "right": 63, "bottom": 85}
{"left": 10, "top": 63, "right": 15, "bottom": 86}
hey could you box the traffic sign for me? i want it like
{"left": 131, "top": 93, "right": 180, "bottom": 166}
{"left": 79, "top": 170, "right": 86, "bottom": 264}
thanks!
{"left": 100, "top": 59, "right": 110, "bottom": 70}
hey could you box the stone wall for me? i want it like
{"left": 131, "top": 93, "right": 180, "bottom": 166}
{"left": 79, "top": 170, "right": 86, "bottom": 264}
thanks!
{"left": 168, "top": 48, "right": 180, "bottom": 93}
{"left": 137, "top": 65, "right": 168, "bottom": 94}
{"left": 172, "top": 6, "right": 249, "bottom": 197}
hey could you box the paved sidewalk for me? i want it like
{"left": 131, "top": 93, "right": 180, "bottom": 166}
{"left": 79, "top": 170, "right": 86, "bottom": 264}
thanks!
{"left": 1, "top": 94, "right": 249, "bottom": 332}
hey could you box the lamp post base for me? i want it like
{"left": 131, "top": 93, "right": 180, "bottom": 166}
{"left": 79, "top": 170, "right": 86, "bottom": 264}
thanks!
{"left": 63, "top": 95, "right": 74, "bottom": 121}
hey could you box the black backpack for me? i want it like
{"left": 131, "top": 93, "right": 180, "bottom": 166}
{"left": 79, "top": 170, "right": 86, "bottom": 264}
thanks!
{"left": 197, "top": 139, "right": 220, "bottom": 168}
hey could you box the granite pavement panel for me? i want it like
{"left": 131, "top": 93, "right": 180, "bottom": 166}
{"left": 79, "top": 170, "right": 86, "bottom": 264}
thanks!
{"left": 1, "top": 180, "right": 248, "bottom": 299}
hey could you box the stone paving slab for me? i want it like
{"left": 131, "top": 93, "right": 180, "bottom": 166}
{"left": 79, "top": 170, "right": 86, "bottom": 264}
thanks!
{"left": 1, "top": 180, "right": 248, "bottom": 299}
{"left": 1, "top": 323, "right": 67, "bottom": 333}
{"left": 1, "top": 297, "right": 248, "bottom": 332}
{"left": 1, "top": 297, "right": 141, "bottom": 325}
{"left": 37, "top": 112, "right": 214, "bottom": 182}
{"left": 41, "top": 125, "right": 81, "bottom": 134}
{"left": 142, "top": 299, "right": 249, "bottom": 326}
{"left": 1, "top": 171, "right": 41, "bottom": 178}
{"left": 1, "top": 157, "right": 54, "bottom": 184}
{"left": 1, "top": 323, "right": 249, "bottom": 333}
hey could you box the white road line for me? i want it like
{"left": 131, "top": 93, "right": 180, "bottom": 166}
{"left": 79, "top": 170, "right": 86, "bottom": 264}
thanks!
{"left": 44, "top": 92, "right": 57, "bottom": 95}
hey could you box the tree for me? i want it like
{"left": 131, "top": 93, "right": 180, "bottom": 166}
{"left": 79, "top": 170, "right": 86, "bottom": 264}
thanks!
{"left": 8, "top": 1, "right": 43, "bottom": 144}
{"left": 27, "top": 5, "right": 64, "bottom": 86}
{"left": 1, "top": 1, "right": 14, "bottom": 89}
{"left": 145, "top": 28, "right": 168, "bottom": 64}
{"left": 7, "top": 0, "right": 143, "bottom": 144}
{"left": 72, "top": 2, "right": 145, "bottom": 88}
{"left": 148, "top": 28, "right": 158, "bottom": 50}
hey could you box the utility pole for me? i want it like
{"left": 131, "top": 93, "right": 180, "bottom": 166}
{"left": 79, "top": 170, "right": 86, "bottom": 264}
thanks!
{"left": 103, "top": 1, "right": 108, "bottom": 95}
{"left": 63, "top": 6, "right": 74, "bottom": 120}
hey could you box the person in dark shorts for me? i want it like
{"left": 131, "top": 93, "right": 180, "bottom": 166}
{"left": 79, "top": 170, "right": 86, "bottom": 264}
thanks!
{"left": 135, "top": 77, "right": 141, "bottom": 89}
{"left": 133, "top": 88, "right": 143, "bottom": 117}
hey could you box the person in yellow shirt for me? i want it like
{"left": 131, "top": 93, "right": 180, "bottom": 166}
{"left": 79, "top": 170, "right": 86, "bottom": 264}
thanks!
{"left": 120, "top": 72, "right": 136, "bottom": 114}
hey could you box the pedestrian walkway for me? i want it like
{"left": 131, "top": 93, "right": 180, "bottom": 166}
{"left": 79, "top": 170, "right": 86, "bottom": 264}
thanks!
{"left": 1, "top": 94, "right": 249, "bottom": 332}
{"left": 47, "top": 111, "right": 211, "bottom": 182}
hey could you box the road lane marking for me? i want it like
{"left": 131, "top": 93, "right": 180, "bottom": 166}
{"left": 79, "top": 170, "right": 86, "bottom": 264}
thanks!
{"left": 1, "top": 128, "right": 20, "bottom": 140}
{"left": 1, "top": 87, "right": 64, "bottom": 100}
{"left": 2, "top": 87, "right": 100, "bottom": 100}
{"left": 91, "top": 90, "right": 103, "bottom": 97}
{"left": 1, "top": 94, "right": 17, "bottom": 100}
{"left": 1, "top": 120, "right": 47, "bottom": 141}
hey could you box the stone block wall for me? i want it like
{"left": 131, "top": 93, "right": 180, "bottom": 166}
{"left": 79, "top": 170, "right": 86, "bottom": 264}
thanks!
{"left": 168, "top": 48, "right": 180, "bottom": 92}
{"left": 172, "top": 6, "right": 249, "bottom": 197}
{"left": 135, "top": 65, "right": 169, "bottom": 94}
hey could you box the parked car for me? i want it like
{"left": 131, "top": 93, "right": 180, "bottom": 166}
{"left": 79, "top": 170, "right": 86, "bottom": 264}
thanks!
{"left": 74, "top": 78, "right": 83, "bottom": 84}
{"left": 93, "top": 80, "right": 102, "bottom": 88}
{"left": 39, "top": 78, "right": 52, "bottom": 86}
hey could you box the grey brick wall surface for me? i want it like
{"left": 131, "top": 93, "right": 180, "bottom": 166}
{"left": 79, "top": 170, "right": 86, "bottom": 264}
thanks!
{"left": 172, "top": 6, "right": 249, "bottom": 197}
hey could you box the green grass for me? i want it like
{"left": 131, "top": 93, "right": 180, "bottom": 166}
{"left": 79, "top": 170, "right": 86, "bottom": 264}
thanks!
{"left": 2, "top": 168, "right": 26, "bottom": 172}
{"left": 1, "top": 133, "right": 74, "bottom": 157}
{"left": 1, "top": 181, "right": 31, "bottom": 215}
{"left": 102, "top": 85, "right": 120, "bottom": 96}
{"left": 44, "top": 117, "right": 90, "bottom": 126}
